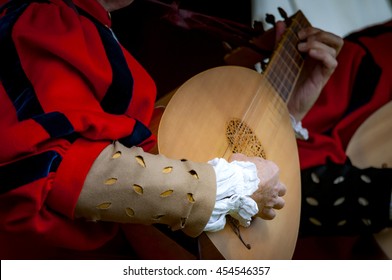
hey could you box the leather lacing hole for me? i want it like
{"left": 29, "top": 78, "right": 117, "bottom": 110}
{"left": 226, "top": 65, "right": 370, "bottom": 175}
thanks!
{"left": 311, "top": 172, "right": 320, "bottom": 183}
{"left": 112, "top": 151, "right": 122, "bottom": 159}
{"left": 362, "top": 219, "right": 372, "bottom": 226}
{"left": 333, "top": 176, "right": 345, "bottom": 184}
{"left": 358, "top": 197, "right": 369, "bottom": 206}
{"left": 160, "top": 190, "right": 174, "bottom": 197}
{"left": 187, "top": 193, "right": 195, "bottom": 203}
{"left": 189, "top": 170, "right": 199, "bottom": 179}
{"left": 133, "top": 184, "right": 143, "bottom": 195}
{"left": 337, "top": 220, "right": 347, "bottom": 226}
{"left": 162, "top": 166, "right": 173, "bottom": 174}
{"left": 135, "top": 155, "right": 146, "bottom": 167}
{"left": 125, "top": 208, "right": 135, "bottom": 217}
{"left": 360, "top": 174, "right": 371, "bottom": 184}
{"left": 96, "top": 202, "right": 112, "bottom": 209}
{"left": 152, "top": 214, "right": 165, "bottom": 220}
{"left": 309, "top": 217, "right": 322, "bottom": 226}
{"left": 181, "top": 217, "right": 187, "bottom": 227}
{"left": 306, "top": 197, "right": 319, "bottom": 206}
{"left": 104, "top": 178, "right": 117, "bottom": 185}
{"left": 333, "top": 197, "right": 345, "bottom": 206}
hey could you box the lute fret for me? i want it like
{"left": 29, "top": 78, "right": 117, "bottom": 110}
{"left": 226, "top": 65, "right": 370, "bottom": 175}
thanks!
{"left": 265, "top": 11, "right": 311, "bottom": 102}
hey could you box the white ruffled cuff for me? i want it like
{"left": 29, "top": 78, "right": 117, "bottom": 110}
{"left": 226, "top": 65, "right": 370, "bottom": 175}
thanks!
{"left": 290, "top": 114, "right": 309, "bottom": 140}
{"left": 204, "top": 158, "right": 260, "bottom": 232}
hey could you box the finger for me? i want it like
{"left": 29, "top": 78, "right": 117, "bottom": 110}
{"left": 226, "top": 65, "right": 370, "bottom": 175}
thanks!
{"left": 308, "top": 47, "right": 339, "bottom": 71}
{"left": 298, "top": 39, "right": 337, "bottom": 59}
{"left": 273, "top": 196, "right": 285, "bottom": 210}
{"left": 298, "top": 40, "right": 339, "bottom": 71}
{"left": 260, "top": 207, "right": 276, "bottom": 220}
{"left": 298, "top": 27, "right": 322, "bottom": 40}
{"left": 275, "top": 20, "right": 286, "bottom": 45}
{"left": 277, "top": 182, "right": 287, "bottom": 197}
{"left": 315, "top": 31, "right": 344, "bottom": 55}
{"left": 298, "top": 27, "right": 343, "bottom": 54}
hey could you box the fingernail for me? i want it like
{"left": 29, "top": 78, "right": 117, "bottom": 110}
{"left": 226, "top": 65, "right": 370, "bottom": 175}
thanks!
{"left": 297, "top": 42, "right": 306, "bottom": 51}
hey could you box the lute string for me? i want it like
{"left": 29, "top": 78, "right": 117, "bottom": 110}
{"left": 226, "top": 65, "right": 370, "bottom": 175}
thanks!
{"left": 222, "top": 12, "right": 309, "bottom": 160}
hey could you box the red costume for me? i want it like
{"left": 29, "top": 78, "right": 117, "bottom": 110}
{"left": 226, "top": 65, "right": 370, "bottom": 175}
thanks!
{"left": 298, "top": 20, "right": 392, "bottom": 236}
{"left": 0, "top": 0, "right": 391, "bottom": 257}
{"left": 298, "top": 19, "right": 392, "bottom": 169}
{"left": 0, "top": 0, "right": 157, "bottom": 258}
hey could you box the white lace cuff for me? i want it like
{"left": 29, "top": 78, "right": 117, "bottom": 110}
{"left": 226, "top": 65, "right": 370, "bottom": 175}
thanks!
{"left": 204, "top": 158, "right": 260, "bottom": 232}
{"left": 290, "top": 114, "right": 309, "bottom": 140}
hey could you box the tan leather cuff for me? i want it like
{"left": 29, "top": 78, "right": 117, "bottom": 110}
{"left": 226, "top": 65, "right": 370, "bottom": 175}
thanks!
{"left": 75, "top": 141, "right": 217, "bottom": 237}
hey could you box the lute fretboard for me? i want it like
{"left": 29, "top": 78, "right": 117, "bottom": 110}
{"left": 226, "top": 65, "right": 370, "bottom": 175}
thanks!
{"left": 265, "top": 11, "right": 311, "bottom": 103}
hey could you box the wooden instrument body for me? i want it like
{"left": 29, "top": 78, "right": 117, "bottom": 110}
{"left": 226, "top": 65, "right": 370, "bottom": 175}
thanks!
{"left": 346, "top": 101, "right": 392, "bottom": 259}
{"left": 158, "top": 66, "right": 301, "bottom": 259}
{"left": 346, "top": 101, "right": 392, "bottom": 169}
{"left": 155, "top": 9, "right": 313, "bottom": 259}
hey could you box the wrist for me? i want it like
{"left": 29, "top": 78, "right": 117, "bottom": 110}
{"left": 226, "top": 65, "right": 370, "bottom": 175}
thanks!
{"left": 203, "top": 158, "right": 260, "bottom": 232}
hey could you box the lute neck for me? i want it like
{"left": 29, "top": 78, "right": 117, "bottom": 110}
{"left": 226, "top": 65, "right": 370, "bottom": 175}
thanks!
{"left": 264, "top": 11, "right": 311, "bottom": 103}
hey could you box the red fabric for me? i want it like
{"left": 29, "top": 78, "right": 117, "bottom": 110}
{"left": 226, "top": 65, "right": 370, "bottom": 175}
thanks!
{"left": 0, "top": 0, "right": 156, "bottom": 258}
{"left": 298, "top": 20, "right": 392, "bottom": 170}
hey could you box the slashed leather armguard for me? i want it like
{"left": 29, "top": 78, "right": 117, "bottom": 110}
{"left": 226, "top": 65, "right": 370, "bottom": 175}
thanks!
{"left": 75, "top": 141, "right": 217, "bottom": 237}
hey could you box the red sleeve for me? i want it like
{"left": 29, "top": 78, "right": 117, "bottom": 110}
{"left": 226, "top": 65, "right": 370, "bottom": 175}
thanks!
{"left": 0, "top": 0, "right": 156, "bottom": 252}
{"left": 298, "top": 21, "right": 392, "bottom": 169}
{"left": 296, "top": 41, "right": 365, "bottom": 169}
{"left": 14, "top": 3, "right": 141, "bottom": 141}
{"left": 12, "top": 3, "right": 133, "bottom": 216}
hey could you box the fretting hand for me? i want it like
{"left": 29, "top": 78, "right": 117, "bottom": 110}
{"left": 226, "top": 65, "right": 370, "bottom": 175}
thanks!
{"left": 274, "top": 21, "right": 344, "bottom": 121}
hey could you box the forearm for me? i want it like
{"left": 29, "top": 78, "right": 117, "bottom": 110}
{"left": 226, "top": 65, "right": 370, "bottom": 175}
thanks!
{"left": 75, "top": 141, "right": 217, "bottom": 237}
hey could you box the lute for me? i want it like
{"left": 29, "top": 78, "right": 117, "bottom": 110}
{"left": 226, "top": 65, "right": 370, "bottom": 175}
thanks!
{"left": 157, "top": 10, "right": 310, "bottom": 259}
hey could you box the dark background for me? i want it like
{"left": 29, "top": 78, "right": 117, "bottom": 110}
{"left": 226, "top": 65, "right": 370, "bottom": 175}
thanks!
{"left": 111, "top": 0, "right": 252, "bottom": 99}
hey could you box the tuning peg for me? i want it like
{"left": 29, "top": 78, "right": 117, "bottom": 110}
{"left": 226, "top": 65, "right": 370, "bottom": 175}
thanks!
{"left": 265, "top": 13, "right": 276, "bottom": 27}
{"left": 278, "top": 7, "right": 288, "bottom": 20}
{"left": 252, "top": 20, "right": 265, "bottom": 36}
{"left": 278, "top": 7, "right": 291, "bottom": 25}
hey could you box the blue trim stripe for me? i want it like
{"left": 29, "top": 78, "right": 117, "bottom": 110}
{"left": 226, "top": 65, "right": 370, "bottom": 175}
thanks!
{"left": 75, "top": 9, "right": 151, "bottom": 147}
{"left": 33, "top": 112, "right": 75, "bottom": 138}
{"left": 99, "top": 25, "right": 134, "bottom": 114}
{"left": 120, "top": 120, "right": 152, "bottom": 147}
{"left": 0, "top": 1, "right": 44, "bottom": 121}
{"left": 0, "top": 1, "right": 76, "bottom": 139}
{"left": 0, "top": 150, "right": 62, "bottom": 194}
{"left": 77, "top": 8, "right": 134, "bottom": 115}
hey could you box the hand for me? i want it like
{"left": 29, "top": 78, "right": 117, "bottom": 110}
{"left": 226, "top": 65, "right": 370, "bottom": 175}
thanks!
{"left": 229, "top": 153, "right": 286, "bottom": 220}
{"left": 275, "top": 21, "right": 344, "bottom": 121}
